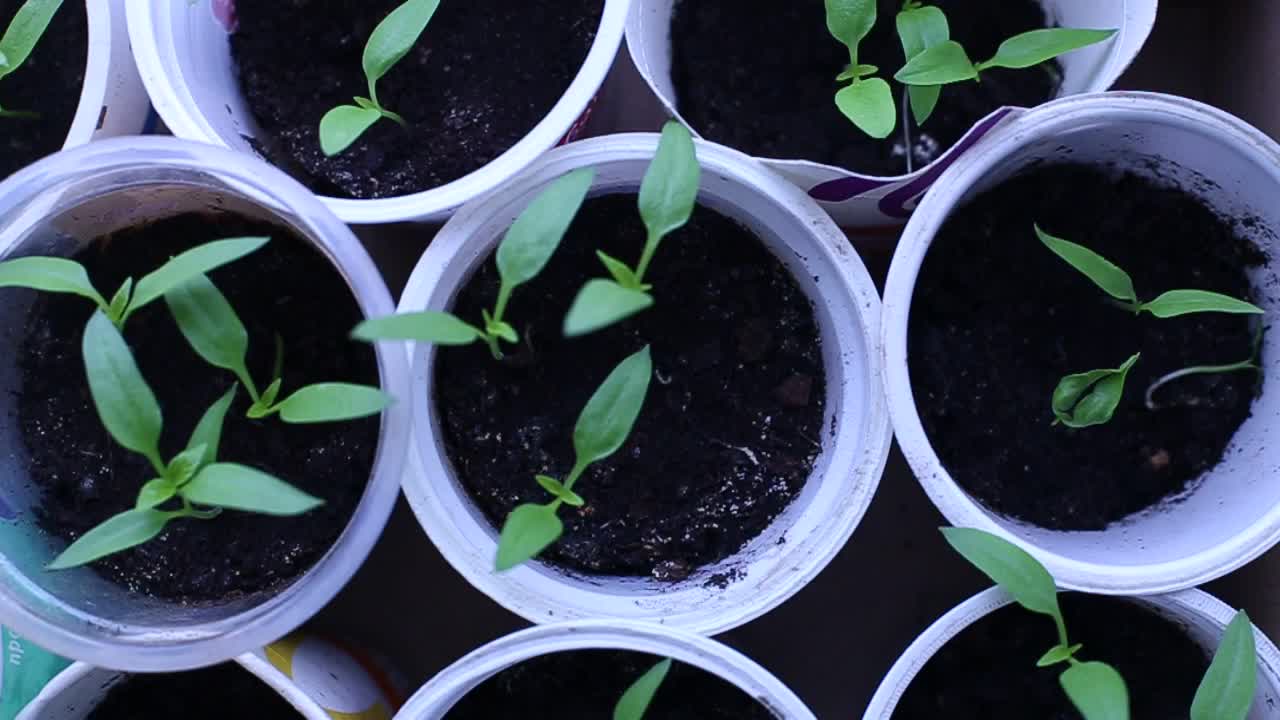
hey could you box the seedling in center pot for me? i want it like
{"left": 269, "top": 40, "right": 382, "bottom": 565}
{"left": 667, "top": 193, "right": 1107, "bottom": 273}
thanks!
{"left": 494, "top": 345, "right": 653, "bottom": 571}
{"left": 351, "top": 168, "right": 595, "bottom": 358}
{"left": 826, "top": 0, "right": 896, "bottom": 139}
{"left": 943, "top": 527, "right": 1259, "bottom": 720}
{"left": 0, "top": 0, "right": 63, "bottom": 120}
{"left": 48, "top": 312, "right": 325, "bottom": 570}
{"left": 318, "top": 0, "right": 441, "bottom": 156}
{"left": 562, "top": 121, "right": 700, "bottom": 337}
{"left": 614, "top": 658, "right": 672, "bottom": 720}
{"left": 1035, "top": 224, "right": 1264, "bottom": 428}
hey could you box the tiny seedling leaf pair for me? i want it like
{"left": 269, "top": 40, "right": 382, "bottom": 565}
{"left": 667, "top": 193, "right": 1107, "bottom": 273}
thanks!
{"left": 0, "top": 0, "right": 62, "bottom": 119}
{"left": 943, "top": 527, "right": 1259, "bottom": 720}
{"left": 825, "top": 0, "right": 895, "bottom": 139}
{"left": 319, "top": 0, "right": 440, "bottom": 155}
{"left": 494, "top": 346, "right": 653, "bottom": 571}
{"left": 1035, "top": 225, "right": 1264, "bottom": 428}
{"left": 614, "top": 658, "right": 672, "bottom": 720}
{"left": 353, "top": 167, "right": 596, "bottom": 357}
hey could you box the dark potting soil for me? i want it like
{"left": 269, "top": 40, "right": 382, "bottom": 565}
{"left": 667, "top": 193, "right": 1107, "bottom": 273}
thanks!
{"left": 671, "top": 0, "right": 1060, "bottom": 176}
{"left": 0, "top": 0, "right": 86, "bottom": 180}
{"left": 87, "top": 663, "right": 301, "bottom": 720}
{"left": 230, "top": 0, "right": 603, "bottom": 199}
{"left": 891, "top": 594, "right": 1211, "bottom": 719}
{"left": 435, "top": 194, "right": 825, "bottom": 580}
{"left": 909, "top": 164, "right": 1266, "bottom": 530}
{"left": 17, "top": 213, "right": 379, "bottom": 603}
{"left": 445, "top": 650, "right": 776, "bottom": 719}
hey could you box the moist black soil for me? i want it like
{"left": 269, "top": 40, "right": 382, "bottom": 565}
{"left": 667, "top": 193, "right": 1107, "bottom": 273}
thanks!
{"left": 17, "top": 213, "right": 379, "bottom": 603}
{"left": 88, "top": 663, "right": 301, "bottom": 719}
{"left": 909, "top": 163, "right": 1266, "bottom": 530}
{"left": 671, "top": 0, "right": 1060, "bottom": 176}
{"left": 445, "top": 650, "right": 777, "bottom": 719}
{"left": 891, "top": 594, "right": 1211, "bottom": 719}
{"left": 230, "top": 0, "right": 602, "bottom": 199}
{"left": 0, "top": 0, "right": 86, "bottom": 179}
{"left": 435, "top": 195, "right": 825, "bottom": 580}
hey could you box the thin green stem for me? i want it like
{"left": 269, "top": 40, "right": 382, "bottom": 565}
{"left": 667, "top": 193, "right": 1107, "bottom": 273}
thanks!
{"left": 482, "top": 333, "right": 503, "bottom": 361}
{"left": 1053, "top": 613, "right": 1070, "bottom": 649}
{"left": 493, "top": 282, "right": 514, "bottom": 326}
{"left": 0, "top": 108, "right": 39, "bottom": 120}
{"left": 235, "top": 365, "right": 261, "bottom": 404}
{"left": 1104, "top": 297, "right": 1144, "bottom": 314}
{"left": 381, "top": 107, "right": 407, "bottom": 128}
{"left": 633, "top": 231, "right": 663, "bottom": 285}
{"left": 144, "top": 449, "right": 167, "bottom": 478}
{"left": 1145, "top": 361, "right": 1259, "bottom": 410}
{"left": 561, "top": 459, "right": 590, "bottom": 493}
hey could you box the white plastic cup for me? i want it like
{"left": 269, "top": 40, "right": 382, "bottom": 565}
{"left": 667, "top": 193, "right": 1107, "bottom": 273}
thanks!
{"left": 863, "top": 587, "right": 1280, "bottom": 719}
{"left": 394, "top": 134, "right": 891, "bottom": 635}
{"left": 0, "top": 137, "right": 411, "bottom": 671}
{"left": 18, "top": 633, "right": 401, "bottom": 720}
{"left": 65, "top": 0, "right": 150, "bottom": 150}
{"left": 883, "top": 92, "right": 1280, "bottom": 595}
{"left": 625, "top": 0, "right": 1157, "bottom": 229}
{"left": 394, "top": 620, "right": 816, "bottom": 719}
{"left": 126, "top": 0, "right": 631, "bottom": 225}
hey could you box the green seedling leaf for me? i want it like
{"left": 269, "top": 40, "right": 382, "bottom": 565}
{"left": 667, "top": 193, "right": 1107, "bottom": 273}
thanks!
{"left": 363, "top": 0, "right": 441, "bottom": 99}
{"left": 1191, "top": 610, "right": 1257, "bottom": 720}
{"left": 980, "top": 28, "right": 1117, "bottom": 71}
{"left": 1035, "top": 225, "right": 1137, "bottom": 303}
{"left": 135, "top": 479, "right": 178, "bottom": 511}
{"left": 164, "top": 274, "right": 253, "bottom": 389}
{"left": 824, "top": 0, "right": 877, "bottom": 64}
{"left": 319, "top": 105, "right": 383, "bottom": 156}
{"left": 249, "top": 378, "right": 284, "bottom": 419}
{"left": 941, "top": 527, "right": 1065, "bottom": 635}
{"left": 488, "top": 320, "right": 518, "bottom": 344}
{"left": 1060, "top": 661, "right": 1130, "bottom": 720}
{"left": 836, "top": 63, "right": 878, "bottom": 81}
{"left": 639, "top": 122, "right": 701, "bottom": 244}
{"left": 895, "top": 41, "right": 978, "bottom": 86}
{"left": 352, "top": 311, "right": 482, "bottom": 345}
{"left": 614, "top": 658, "right": 673, "bottom": 720}
{"left": 536, "top": 475, "right": 584, "bottom": 507}
{"left": 0, "top": 256, "right": 106, "bottom": 308}
{"left": 165, "top": 444, "right": 208, "bottom": 486}
{"left": 275, "top": 383, "right": 389, "bottom": 424}
{"left": 495, "top": 503, "right": 563, "bottom": 572}
{"left": 47, "top": 509, "right": 170, "bottom": 570}
{"left": 573, "top": 346, "right": 653, "bottom": 465}
{"left": 598, "top": 251, "right": 645, "bottom": 289}
{"left": 1037, "top": 643, "right": 1083, "bottom": 668}
{"left": 106, "top": 278, "right": 133, "bottom": 322}
{"left": 0, "top": 0, "right": 64, "bottom": 80}
{"left": 497, "top": 168, "right": 595, "bottom": 289}
{"left": 129, "top": 237, "right": 269, "bottom": 319}
{"left": 896, "top": 4, "right": 949, "bottom": 124}
{"left": 1140, "top": 290, "right": 1264, "bottom": 318}
{"left": 182, "top": 463, "right": 323, "bottom": 515}
{"left": 188, "top": 385, "right": 236, "bottom": 467}
{"left": 83, "top": 312, "right": 164, "bottom": 472}
{"left": 564, "top": 279, "right": 656, "bottom": 337}
{"left": 835, "top": 78, "right": 896, "bottom": 140}
{"left": 1052, "top": 353, "right": 1141, "bottom": 428}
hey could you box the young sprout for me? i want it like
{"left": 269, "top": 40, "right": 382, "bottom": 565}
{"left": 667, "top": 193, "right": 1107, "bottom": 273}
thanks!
{"left": 352, "top": 168, "right": 595, "bottom": 358}
{"left": 0, "top": 0, "right": 63, "bottom": 120}
{"left": 0, "top": 236, "right": 268, "bottom": 329}
{"left": 48, "top": 312, "right": 323, "bottom": 570}
{"left": 614, "top": 658, "right": 672, "bottom": 720}
{"left": 1036, "top": 224, "right": 1264, "bottom": 428}
{"left": 826, "top": 0, "right": 896, "bottom": 139}
{"left": 943, "top": 527, "right": 1259, "bottom": 720}
{"left": 562, "top": 122, "right": 700, "bottom": 337}
{"left": 895, "top": 1, "right": 949, "bottom": 126}
{"left": 318, "top": 0, "right": 441, "bottom": 156}
{"left": 494, "top": 346, "right": 653, "bottom": 571}
{"left": 1145, "top": 326, "right": 1263, "bottom": 410}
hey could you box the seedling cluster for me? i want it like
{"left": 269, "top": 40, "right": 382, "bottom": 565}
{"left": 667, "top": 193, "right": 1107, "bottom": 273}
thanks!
{"left": 944, "top": 527, "right": 1259, "bottom": 720}
{"left": 0, "top": 0, "right": 62, "bottom": 120}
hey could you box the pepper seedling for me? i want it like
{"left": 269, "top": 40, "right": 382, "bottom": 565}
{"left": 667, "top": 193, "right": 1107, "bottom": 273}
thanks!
{"left": 318, "top": 0, "right": 441, "bottom": 156}
{"left": 943, "top": 527, "right": 1259, "bottom": 720}
{"left": 494, "top": 345, "right": 653, "bottom": 571}
{"left": 562, "top": 121, "right": 700, "bottom": 337}
{"left": 1145, "top": 326, "right": 1264, "bottom": 411}
{"left": 0, "top": 0, "right": 63, "bottom": 120}
{"left": 351, "top": 168, "right": 595, "bottom": 358}
{"left": 613, "top": 658, "right": 672, "bottom": 720}
{"left": 48, "top": 312, "right": 324, "bottom": 570}
{"left": 826, "top": 0, "right": 896, "bottom": 139}
{"left": 1036, "top": 224, "right": 1264, "bottom": 428}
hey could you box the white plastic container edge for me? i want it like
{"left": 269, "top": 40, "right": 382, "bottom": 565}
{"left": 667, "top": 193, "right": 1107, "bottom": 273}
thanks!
{"left": 126, "top": 0, "right": 632, "bottom": 225}
{"left": 626, "top": 0, "right": 1157, "bottom": 228}
{"left": 395, "top": 134, "right": 892, "bottom": 635}
{"left": 394, "top": 620, "right": 816, "bottom": 720}
{"left": 883, "top": 92, "right": 1280, "bottom": 595}
{"left": 863, "top": 587, "right": 1280, "bottom": 719}
{"left": 66, "top": 0, "right": 150, "bottom": 151}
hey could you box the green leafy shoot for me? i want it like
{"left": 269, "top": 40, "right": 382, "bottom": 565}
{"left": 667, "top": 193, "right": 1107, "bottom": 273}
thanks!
{"left": 826, "top": 0, "right": 895, "bottom": 138}
{"left": 318, "top": 0, "right": 441, "bottom": 155}
{"left": 614, "top": 658, "right": 673, "bottom": 720}
{"left": 1052, "top": 353, "right": 1140, "bottom": 429}
{"left": 164, "top": 273, "right": 388, "bottom": 424}
{"left": 49, "top": 314, "right": 322, "bottom": 570}
{"left": 895, "top": 2, "right": 949, "bottom": 125}
{"left": 563, "top": 122, "right": 699, "bottom": 337}
{"left": 942, "top": 527, "right": 1130, "bottom": 720}
{"left": 352, "top": 168, "right": 594, "bottom": 359}
{"left": 1191, "top": 610, "right": 1257, "bottom": 720}
{"left": 0, "top": 236, "right": 268, "bottom": 329}
{"left": 495, "top": 346, "right": 653, "bottom": 571}
{"left": 0, "top": 0, "right": 63, "bottom": 119}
